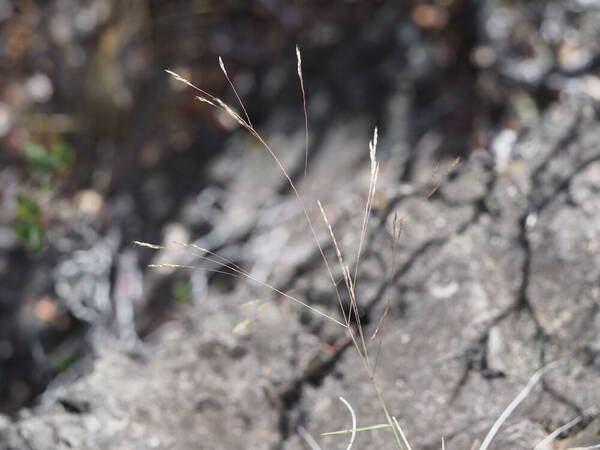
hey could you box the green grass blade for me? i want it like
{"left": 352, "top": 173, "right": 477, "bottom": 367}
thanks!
{"left": 321, "top": 423, "right": 391, "bottom": 436}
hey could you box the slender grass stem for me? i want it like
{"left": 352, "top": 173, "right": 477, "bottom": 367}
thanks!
{"left": 163, "top": 57, "right": 413, "bottom": 449}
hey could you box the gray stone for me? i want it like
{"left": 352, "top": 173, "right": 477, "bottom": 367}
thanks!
{"left": 3, "top": 102, "right": 600, "bottom": 449}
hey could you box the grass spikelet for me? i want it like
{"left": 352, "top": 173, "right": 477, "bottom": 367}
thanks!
{"left": 218, "top": 56, "right": 253, "bottom": 127}
{"left": 133, "top": 241, "right": 163, "bottom": 249}
{"left": 233, "top": 319, "right": 253, "bottom": 334}
{"left": 426, "top": 156, "right": 460, "bottom": 199}
{"left": 296, "top": 45, "right": 309, "bottom": 176}
{"left": 196, "top": 96, "right": 216, "bottom": 106}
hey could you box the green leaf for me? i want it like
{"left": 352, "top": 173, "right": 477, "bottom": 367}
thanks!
{"left": 50, "top": 140, "right": 74, "bottom": 168}
{"left": 23, "top": 141, "right": 55, "bottom": 172}
{"left": 23, "top": 140, "right": 74, "bottom": 174}
{"left": 172, "top": 280, "right": 192, "bottom": 303}
{"left": 16, "top": 194, "right": 41, "bottom": 220}
{"left": 50, "top": 349, "right": 77, "bottom": 372}
{"left": 14, "top": 220, "right": 44, "bottom": 251}
{"left": 15, "top": 195, "right": 44, "bottom": 251}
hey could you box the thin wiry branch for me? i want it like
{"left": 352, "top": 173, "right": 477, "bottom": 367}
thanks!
{"left": 165, "top": 67, "right": 349, "bottom": 328}
{"left": 134, "top": 241, "right": 344, "bottom": 326}
{"left": 297, "top": 425, "right": 322, "bottom": 450}
{"left": 318, "top": 201, "right": 369, "bottom": 362}
{"left": 296, "top": 45, "right": 309, "bottom": 177}
{"left": 243, "top": 116, "right": 350, "bottom": 328}
{"left": 296, "top": 425, "right": 321, "bottom": 450}
{"left": 392, "top": 416, "right": 413, "bottom": 450}
{"left": 218, "top": 56, "right": 253, "bottom": 128}
{"left": 371, "top": 299, "right": 389, "bottom": 376}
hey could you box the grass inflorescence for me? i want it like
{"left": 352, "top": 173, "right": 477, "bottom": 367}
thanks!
{"left": 136, "top": 49, "right": 589, "bottom": 450}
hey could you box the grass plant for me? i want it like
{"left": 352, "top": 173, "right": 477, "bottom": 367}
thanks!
{"left": 135, "top": 48, "right": 594, "bottom": 450}
{"left": 140, "top": 47, "right": 411, "bottom": 449}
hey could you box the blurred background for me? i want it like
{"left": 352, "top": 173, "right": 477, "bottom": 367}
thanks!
{"left": 1, "top": 0, "right": 599, "bottom": 414}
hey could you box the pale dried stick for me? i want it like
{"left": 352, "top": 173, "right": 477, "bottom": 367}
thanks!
{"left": 339, "top": 396, "right": 358, "bottom": 450}
{"left": 479, "top": 361, "right": 562, "bottom": 450}
{"left": 297, "top": 425, "right": 322, "bottom": 450}
{"left": 534, "top": 416, "right": 582, "bottom": 450}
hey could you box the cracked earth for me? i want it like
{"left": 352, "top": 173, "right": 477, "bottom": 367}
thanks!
{"left": 2, "top": 101, "right": 600, "bottom": 449}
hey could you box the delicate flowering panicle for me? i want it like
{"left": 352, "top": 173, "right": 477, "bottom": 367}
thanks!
{"left": 149, "top": 49, "right": 572, "bottom": 450}
{"left": 162, "top": 53, "right": 412, "bottom": 449}
{"left": 317, "top": 200, "right": 354, "bottom": 315}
